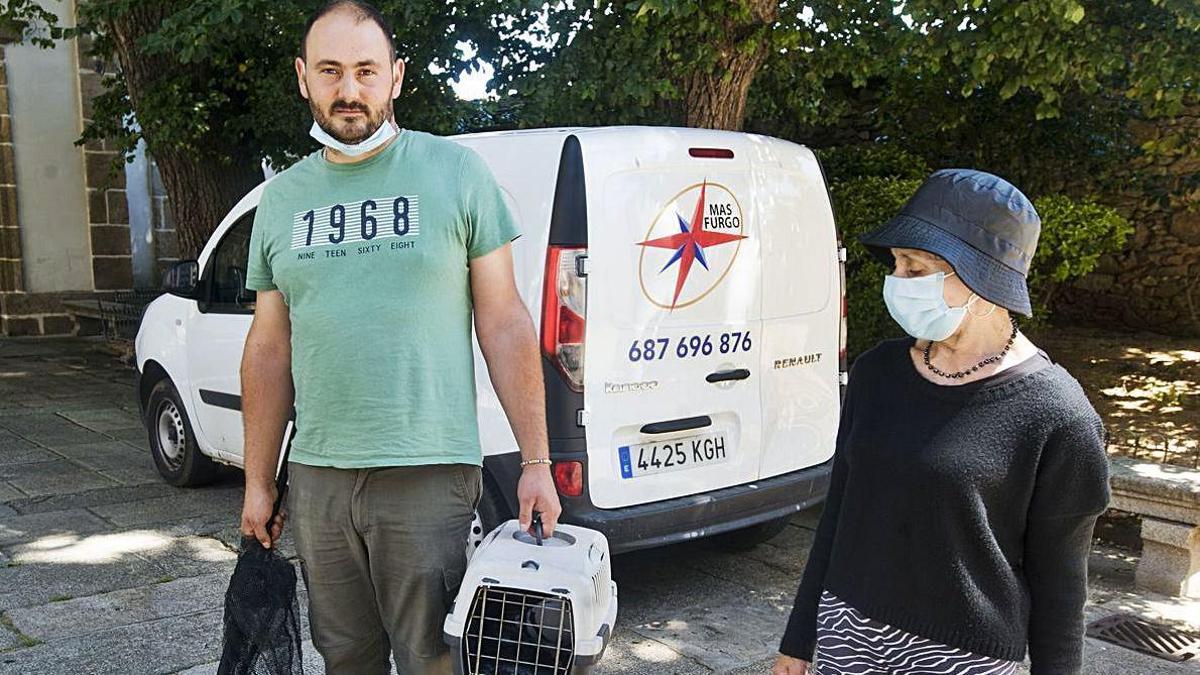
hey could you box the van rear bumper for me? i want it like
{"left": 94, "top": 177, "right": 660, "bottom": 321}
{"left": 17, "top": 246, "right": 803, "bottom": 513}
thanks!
{"left": 569, "top": 462, "right": 832, "bottom": 554}
{"left": 485, "top": 450, "right": 833, "bottom": 554}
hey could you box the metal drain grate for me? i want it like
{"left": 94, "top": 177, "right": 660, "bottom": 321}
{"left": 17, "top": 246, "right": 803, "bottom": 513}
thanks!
{"left": 1086, "top": 614, "right": 1200, "bottom": 663}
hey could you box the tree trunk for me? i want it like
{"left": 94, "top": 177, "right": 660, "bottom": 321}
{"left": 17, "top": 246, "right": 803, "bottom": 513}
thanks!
{"left": 153, "top": 153, "right": 266, "bottom": 259}
{"left": 682, "top": 0, "right": 779, "bottom": 131}
{"left": 103, "top": 3, "right": 263, "bottom": 259}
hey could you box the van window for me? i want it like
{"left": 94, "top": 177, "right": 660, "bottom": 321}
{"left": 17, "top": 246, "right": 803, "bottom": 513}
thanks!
{"left": 206, "top": 210, "right": 256, "bottom": 313}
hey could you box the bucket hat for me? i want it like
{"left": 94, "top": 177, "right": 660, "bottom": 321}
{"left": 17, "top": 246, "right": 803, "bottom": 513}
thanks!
{"left": 859, "top": 168, "right": 1040, "bottom": 316}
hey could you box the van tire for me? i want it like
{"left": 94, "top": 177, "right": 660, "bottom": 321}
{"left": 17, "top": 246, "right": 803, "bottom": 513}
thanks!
{"left": 713, "top": 515, "right": 792, "bottom": 551}
{"left": 476, "top": 473, "right": 513, "bottom": 535}
{"left": 145, "top": 378, "right": 219, "bottom": 487}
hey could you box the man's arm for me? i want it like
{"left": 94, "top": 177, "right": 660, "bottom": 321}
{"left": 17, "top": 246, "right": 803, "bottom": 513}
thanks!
{"left": 239, "top": 288, "right": 295, "bottom": 548}
{"left": 469, "top": 243, "right": 563, "bottom": 535}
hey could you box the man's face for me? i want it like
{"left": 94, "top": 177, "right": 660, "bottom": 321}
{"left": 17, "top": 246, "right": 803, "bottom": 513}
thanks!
{"left": 295, "top": 10, "right": 404, "bottom": 144}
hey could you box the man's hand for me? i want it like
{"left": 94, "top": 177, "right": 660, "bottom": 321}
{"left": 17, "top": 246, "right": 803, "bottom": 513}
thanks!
{"left": 771, "top": 655, "right": 810, "bottom": 675}
{"left": 241, "top": 482, "right": 286, "bottom": 549}
{"left": 517, "top": 465, "right": 562, "bottom": 536}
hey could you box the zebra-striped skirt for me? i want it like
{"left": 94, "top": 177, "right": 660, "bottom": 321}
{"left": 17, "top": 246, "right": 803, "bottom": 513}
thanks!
{"left": 814, "top": 591, "right": 1021, "bottom": 675}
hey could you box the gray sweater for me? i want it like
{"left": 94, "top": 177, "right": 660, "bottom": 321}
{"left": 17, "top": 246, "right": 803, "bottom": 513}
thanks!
{"left": 780, "top": 338, "right": 1111, "bottom": 674}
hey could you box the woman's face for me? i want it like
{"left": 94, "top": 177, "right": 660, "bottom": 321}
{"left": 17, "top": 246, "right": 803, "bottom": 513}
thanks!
{"left": 890, "top": 247, "right": 975, "bottom": 307}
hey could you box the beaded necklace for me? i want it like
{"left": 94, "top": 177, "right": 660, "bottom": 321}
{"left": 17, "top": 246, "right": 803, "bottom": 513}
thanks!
{"left": 923, "top": 317, "right": 1019, "bottom": 380}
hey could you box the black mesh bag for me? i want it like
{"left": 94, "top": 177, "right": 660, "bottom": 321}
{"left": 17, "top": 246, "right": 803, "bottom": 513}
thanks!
{"left": 218, "top": 427, "right": 303, "bottom": 675}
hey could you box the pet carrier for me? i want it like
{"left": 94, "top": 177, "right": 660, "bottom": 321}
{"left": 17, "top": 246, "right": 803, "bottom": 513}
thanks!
{"left": 443, "top": 519, "right": 618, "bottom": 675}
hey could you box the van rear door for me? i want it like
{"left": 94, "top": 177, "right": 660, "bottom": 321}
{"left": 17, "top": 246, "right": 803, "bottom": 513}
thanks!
{"left": 755, "top": 148, "right": 841, "bottom": 480}
{"left": 582, "top": 129, "right": 764, "bottom": 509}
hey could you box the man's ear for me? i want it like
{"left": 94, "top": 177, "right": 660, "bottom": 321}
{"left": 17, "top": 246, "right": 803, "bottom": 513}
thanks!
{"left": 295, "top": 57, "right": 310, "bottom": 99}
{"left": 392, "top": 59, "right": 405, "bottom": 100}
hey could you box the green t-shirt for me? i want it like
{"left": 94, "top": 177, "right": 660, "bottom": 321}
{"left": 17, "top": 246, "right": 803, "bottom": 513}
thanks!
{"left": 245, "top": 129, "right": 520, "bottom": 468}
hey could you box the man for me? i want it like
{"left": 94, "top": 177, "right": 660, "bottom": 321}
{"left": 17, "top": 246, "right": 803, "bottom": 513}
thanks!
{"left": 237, "top": 2, "right": 562, "bottom": 673}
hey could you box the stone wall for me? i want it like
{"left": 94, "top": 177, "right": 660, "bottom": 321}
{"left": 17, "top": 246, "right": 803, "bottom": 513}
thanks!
{"left": 0, "top": 28, "right": 150, "bottom": 338}
{"left": 79, "top": 36, "right": 134, "bottom": 295}
{"left": 1057, "top": 111, "right": 1200, "bottom": 336}
{"left": 0, "top": 43, "right": 34, "bottom": 336}
{"left": 148, "top": 156, "right": 180, "bottom": 283}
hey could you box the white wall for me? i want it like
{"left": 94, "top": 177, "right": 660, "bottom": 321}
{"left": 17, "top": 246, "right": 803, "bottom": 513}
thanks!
{"left": 6, "top": 0, "right": 93, "bottom": 292}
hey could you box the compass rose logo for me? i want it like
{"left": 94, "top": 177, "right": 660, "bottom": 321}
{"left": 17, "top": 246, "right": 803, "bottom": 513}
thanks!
{"left": 637, "top": 181, "right": 747, "bottom": 310}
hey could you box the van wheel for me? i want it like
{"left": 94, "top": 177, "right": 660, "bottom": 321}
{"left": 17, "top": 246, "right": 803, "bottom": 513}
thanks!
{"left": 713, "top": 515, "right": 792, "bottom": 551}
{"left": 145, "top": 378, "right": 219, "bottom": 487}
{"left": 476, "top": 474, "right": 513, "bottom": 536}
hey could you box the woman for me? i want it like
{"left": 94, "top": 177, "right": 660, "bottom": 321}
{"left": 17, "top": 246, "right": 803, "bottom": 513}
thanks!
{"left": 772, "top": 169, "right": 1111, "bottom": 675}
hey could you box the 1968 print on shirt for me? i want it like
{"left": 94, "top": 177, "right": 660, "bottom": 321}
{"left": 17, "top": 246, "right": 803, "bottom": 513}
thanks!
{"left": 291, "top": 195, "right": 421, "bottom": 257}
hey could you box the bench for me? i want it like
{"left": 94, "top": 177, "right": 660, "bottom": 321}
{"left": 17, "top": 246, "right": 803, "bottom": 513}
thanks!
{"left": 1108, "top": 456, "right": 1200, "bottom": 598}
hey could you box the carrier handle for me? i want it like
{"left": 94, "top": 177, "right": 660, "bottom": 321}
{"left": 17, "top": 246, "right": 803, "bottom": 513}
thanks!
{"left": 532, "top": 512, "right": 544, "bottom": 546}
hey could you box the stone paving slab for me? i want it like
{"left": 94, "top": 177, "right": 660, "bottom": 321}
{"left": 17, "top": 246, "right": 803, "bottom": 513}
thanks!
{"left": 132, "top": 535, "right": 239, "bottom": 580}
{"left": 175, "top": 639, "right": 325, "bottom": 675}
{"left": 0, "top": 607, "right": 226, "bottom": 674}
{"left": 55, "top": 408, "right": 143, "bottom": 433}
{"left": 101, "top": 427, "right": 151, "bottom": 448}
{"left": 0, "top": 555, "right": 165, "bottom": 612}
{"left": 0, "top": 483, "right": 24, "bottom": 503}
{"left": 88, "top": 485, "right": 245, "bottom": 528}
{"left": 6, "top": 572, "right": 232, "bottom": 642}
{"left": 0, "top": 432, "right": 55, "bottom": 466}
{"left": 0, "top": 460, "right": 119, "bottom": 498}
{"left": 3, "top": 482, "right": 180, "bottom": 516}
{"left": 0, "top": 444, "right": 58, "bottom": 467}
{"left": 0, "top": 627, "right": 22, "bottom": 653}
{"left": 46, "top": 440, "right": 162, "bottom": 487}
{"left": 0, "top": 509, "right": 112, "bottom": 546}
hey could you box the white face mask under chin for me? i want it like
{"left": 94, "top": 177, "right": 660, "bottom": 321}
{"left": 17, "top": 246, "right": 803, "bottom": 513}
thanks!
{"left": 309, "top": 118, "right": 397, "bottom": 157}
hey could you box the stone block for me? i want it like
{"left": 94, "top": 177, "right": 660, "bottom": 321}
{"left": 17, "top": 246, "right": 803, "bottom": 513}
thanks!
{"left": 90, "top": 225, "right": 131, "bottom": 256}
{"left": 1075, "top": 273, "right": 1115, "bottom": 292}
{"left": 92, "top": 256, "right": 133, "bottom": 290}
{"left": 1135, "top": 517, "right": 1200, "bottom": 598}
{"left": 84, "top": 151, "right": 124, "bottom": 191}
{"left": 1, "top": 185, "right": 17, "bottom": 226}
{"left": 0, "top": 143, "right": 14, "bottom": 186}
{"left": 4, "top": 316, "right": 38, "bottom": 337}
{"left": 78, "top": 71, "right": 106, "bottom": 120}
{"left": 155, "top": 228, "right": 179, "bottom": 259}
{"left": 1169, "top": 210, "right": 1200, "bottom": 244}
{"left": 41, "top": 315, "right": 74, "bottom": 336}
{"left": 106, "top": 189, "right": 129, "bottom": 225}
{"left": 0, "top": 226, "right": 20, "bottom": 258}
{"left": 87, "top": 188, "right": 107, "bottom": 224}
{"left": 1, "top": 291, "right": 68, "bottom": 315}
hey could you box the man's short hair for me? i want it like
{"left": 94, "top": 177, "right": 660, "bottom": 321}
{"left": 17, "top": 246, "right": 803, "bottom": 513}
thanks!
{"left": 300, "top": 0, "right": 396, "bottom": 63}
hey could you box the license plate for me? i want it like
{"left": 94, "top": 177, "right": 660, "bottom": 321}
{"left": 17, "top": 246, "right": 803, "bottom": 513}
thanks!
{"left": 618, "top": 432, "right": 729, "bottom": 479}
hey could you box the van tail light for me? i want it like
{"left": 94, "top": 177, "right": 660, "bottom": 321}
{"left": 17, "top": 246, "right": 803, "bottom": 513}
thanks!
{"left": 838, "top": 244, "right": 848, "bottom": 376}
{"left": 541, "top": 246, "right": 587, "bottom": 392}
{"left": 689, "top": 147, "right": 735, "bottom": 159}
{"left": 553, "top": 461, "right": 584, "bottom": 497}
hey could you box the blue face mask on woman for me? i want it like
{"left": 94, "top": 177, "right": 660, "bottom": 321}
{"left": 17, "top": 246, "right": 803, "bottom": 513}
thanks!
{"left": 883, "top": 271, "right": 987, "bottom": 342}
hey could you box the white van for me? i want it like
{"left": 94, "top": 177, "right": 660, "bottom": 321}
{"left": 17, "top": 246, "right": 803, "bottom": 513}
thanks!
{"left": 134, "top": 126, "right": 845, "bottom": 552}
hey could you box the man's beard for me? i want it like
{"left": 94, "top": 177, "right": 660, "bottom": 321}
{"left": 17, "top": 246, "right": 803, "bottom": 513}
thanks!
{"left": 310, "top": 97, "right": 392, "bottom": 144}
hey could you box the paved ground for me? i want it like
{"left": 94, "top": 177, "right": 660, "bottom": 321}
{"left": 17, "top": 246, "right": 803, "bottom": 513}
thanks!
{"left": 0, "top": 337, "right": 1196, "bottom": 674}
